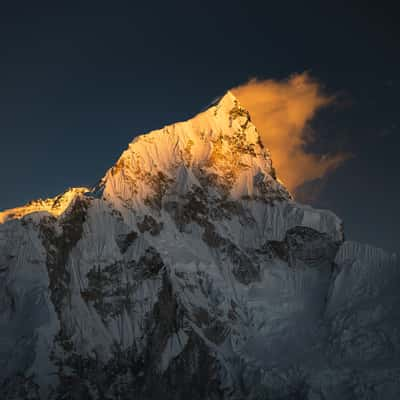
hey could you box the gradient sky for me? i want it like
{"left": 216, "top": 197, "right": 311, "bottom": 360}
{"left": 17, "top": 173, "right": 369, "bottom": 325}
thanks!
{"left": 0, "top": 1, "right": 399, "bottom": 253}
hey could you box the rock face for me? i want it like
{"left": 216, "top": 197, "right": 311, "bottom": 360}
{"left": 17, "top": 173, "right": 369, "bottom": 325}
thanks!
{"left": 0, "top": 92, "right": 399, "bottom": 399}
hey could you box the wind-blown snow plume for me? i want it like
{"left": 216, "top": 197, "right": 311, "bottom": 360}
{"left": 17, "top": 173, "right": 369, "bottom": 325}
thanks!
{"left": 232, "top": 73, "right": 350, "bottom": 194}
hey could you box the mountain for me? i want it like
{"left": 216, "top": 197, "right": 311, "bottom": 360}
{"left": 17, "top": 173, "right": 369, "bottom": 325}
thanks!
{"left": 0, "top": 92, "right": 399, "bottom": 400}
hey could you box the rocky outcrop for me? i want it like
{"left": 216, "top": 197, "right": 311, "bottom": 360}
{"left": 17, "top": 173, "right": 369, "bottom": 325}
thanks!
{"left": 270, "top": 226, "right": 341, "bottom": 269}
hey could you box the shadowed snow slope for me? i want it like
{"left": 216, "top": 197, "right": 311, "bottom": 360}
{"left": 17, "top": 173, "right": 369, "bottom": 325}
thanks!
{"left": 0, "top": 92, "right": 399, "bottom": 400}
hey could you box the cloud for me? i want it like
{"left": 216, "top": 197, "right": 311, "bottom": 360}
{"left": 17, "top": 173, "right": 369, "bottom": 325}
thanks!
{"left": 231, "top": 72, "right": 351, "bottom": 195}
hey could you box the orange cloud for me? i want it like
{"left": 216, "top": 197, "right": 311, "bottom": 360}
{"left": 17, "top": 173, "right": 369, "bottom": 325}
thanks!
{"left": 232, "top": 73, "right": 350, "bottom": 195}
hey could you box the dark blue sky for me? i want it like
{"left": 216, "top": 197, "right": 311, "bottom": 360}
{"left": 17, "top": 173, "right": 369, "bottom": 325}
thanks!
{"left": 0, "top": 1, "right": 399, "bottom": 252}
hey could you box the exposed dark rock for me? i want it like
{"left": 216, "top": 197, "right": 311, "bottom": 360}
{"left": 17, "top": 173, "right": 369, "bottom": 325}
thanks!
{"left": 81, "top": 262, "right": 131, "bottom": 321}
{"left": 254, "top": 172, "right": 290, "bottom": 202}
{"left": 148, "top": 272, "right": 180, "bottom": 355}
{"left": 116, "top": 230, "right": 138, "bottom": 254}
{"left": 285, "top": 226, "right": 341, "bottom": 268}
{"left": 203, "top": 320, "right": 229, "bottom": 345}
{"left": 39, "top": 197, "right": 89, "bottom": 315}
{"left": 228, "top": 243, "right": 261, "bottom": 285}
{"left": 182, "top": 139, "right": 194, "bottom": 166}
{"left": 268, "top": 240, "right": 289, "bottom": 262}
{"left": 269, "top": 226, "right": 341, "bottom": 269}
{"left": 168, "top": 336, "right": 224, "bottom": 400}
{"left": 144, "top": 332, "right": 227, "bottom": 400}
{"left": 144, "top": 171, "right": 173, "bottom": 210}
{"left": 137, "top": 215, "right": 163, "bottom": 236}
{"left": 138, "top": 247, "right": 165, "bottom": 277}
{"left": 164, "top": 187, "right": 209, "bottom": 231}
{"left": 202, "top": 223, "right": 227, "bottom": 248}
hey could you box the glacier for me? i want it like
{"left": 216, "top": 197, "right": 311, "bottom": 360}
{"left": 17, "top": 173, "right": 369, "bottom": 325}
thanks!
{"left": 0, "top": 91, "right": 399, "bottom": 399}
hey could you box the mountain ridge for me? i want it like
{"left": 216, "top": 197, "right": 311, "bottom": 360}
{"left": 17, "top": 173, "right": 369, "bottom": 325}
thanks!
{"left": 1, "top": 91, "right": 288, "bottom": 221}
{"left": 0, "top": 91, "right": 399, "bottom": 400}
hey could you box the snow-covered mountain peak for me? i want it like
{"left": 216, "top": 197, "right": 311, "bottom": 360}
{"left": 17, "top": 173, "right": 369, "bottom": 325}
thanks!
{"left": 100, "top": 91, "right": 290, "bottom": 213}
{"left": 2, "top": 91, "right": 399, "bottom": 399}
{"left": 0, "top": 187, "right": 89, "bottom": 224}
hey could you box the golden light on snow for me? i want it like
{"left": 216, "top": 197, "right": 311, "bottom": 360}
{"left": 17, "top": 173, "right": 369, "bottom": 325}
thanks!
{"left": 0, "top": 187, "right": 89, "bottom": 224}
{"left": 232, "top": 72, "right": 351, "bottom": 194}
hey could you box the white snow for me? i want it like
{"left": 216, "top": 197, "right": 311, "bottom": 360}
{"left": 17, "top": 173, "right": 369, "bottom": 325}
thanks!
{"left": 0, "top": 91, "right": 398, "bottom": 399}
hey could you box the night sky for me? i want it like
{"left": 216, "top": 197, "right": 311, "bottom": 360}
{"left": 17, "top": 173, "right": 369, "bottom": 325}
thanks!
{"left": 0, "top": 1, "right": 399, "bottom": 253}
